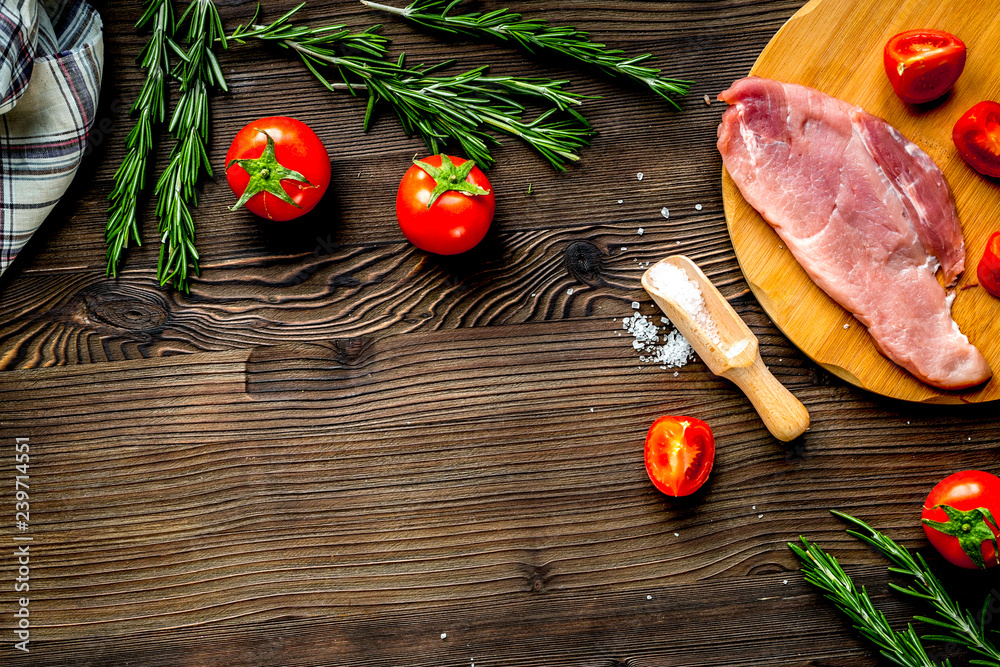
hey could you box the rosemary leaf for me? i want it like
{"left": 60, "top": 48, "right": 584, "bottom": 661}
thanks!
{"left": 106, "top": 0, "right": 173, "bottom": 277}
{"left": 362, "top": 0, "right": 692, "bottom": 109}
{"left": 154, "top": 0, "right": 228, "bottom": 292}
{"left": 231, "top": 6, "right": 594, "bottom": 170}
{"left": 832, "top": 510, "right": 1000, "bottom": 667}
{"left": 789, "top": 536, "right": 946, "bottom": 667}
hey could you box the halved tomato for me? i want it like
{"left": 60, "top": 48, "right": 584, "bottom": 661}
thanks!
{"left": 883, "top": 29, "right": 966, "bottom": 104}
{"left": 644, "top": 416, "right": 715, "bottom": 497}
{"left": 978, "top": 231, "right": 1000, "bottom": 297}
{"left": 953, "top": 101, "right": 1000, "bottom": 178}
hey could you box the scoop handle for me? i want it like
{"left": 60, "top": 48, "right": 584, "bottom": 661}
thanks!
{"left": 724, "top": 354, "right": 810, "bottom": 441}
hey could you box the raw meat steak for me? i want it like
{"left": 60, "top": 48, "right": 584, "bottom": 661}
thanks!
{"left": 718, "top": 76, "right": 991, "bottom": 390}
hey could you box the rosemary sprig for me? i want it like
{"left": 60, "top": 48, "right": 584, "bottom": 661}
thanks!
{"left": 230, "top": 5, "right": 594, "bottom": 169}
{"left": 834, "top": 510, "right": 1000, "bottom": 667}
{"left": 106, "top": 0, "right": 173, "bottom": 277}
{"left": 361, "top": 0, "right": 692, "bottom": 109}
{"left": 153, "top": 0, "right": 228, "bottom": 292}
{"left": 789, "top": 535, "right": 946, "bottom": 667}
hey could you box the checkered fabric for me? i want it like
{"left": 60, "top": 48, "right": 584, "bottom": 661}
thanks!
{"left": 0, "top": 0, "right": 103, "bottom": 276}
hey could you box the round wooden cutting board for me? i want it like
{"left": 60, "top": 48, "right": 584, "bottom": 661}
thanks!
{"left": 723, "top": 0, "right": 1000, "bottom": 403}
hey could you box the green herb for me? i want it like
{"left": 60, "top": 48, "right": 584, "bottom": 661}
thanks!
{"left": 230, "top": 4, "right": 594, "bottom": 170}
{"left": 922, "top": 505, "right": 1000, "bottom": 570}
{"left": 106, "top": 0, "right": 173, "bottom": 277}
{"left": 834, "top": 510, "right": 1000, "bottom": 667}
{"left": 789, "top": 535, "right": 944, "bottom": 667}
{"left": 153, "top": 0, "right": 228, "bottom": 292}
{"left": 361, "top": 0, "right": 691, "bottom": 109}
{"left": 410, "top": 155, "right": 489, "bottom": 207}
{"left": 226, "top": 129, "right": 313, "bottom": 212}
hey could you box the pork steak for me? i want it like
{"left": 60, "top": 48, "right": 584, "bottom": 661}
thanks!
{"left": 718, "top": 76, "right": 991, "bottom": 390}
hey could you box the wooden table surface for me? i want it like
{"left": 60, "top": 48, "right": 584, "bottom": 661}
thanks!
{"left": 2, "top": 0, "right": 999, "bottom": 665}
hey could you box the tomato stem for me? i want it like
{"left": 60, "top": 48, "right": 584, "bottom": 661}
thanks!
{"left": 225, "top": 129, "right": 314, "bottom": 212}
{"left": 412, "top": 155, "right": 491, "bottom": 208}
{"left": 922, "top": 503, "right": 1000, "bottom": 569}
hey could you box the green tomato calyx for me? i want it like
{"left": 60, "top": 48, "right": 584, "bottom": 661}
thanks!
{"left": 413, "top": 155, "right": 490, "bottom": 209}
{"left": 923, "top": 504, "right": 1000, "bottom": 569}
{"left": 226, "top": 129, "right": 314, "bottom": 212}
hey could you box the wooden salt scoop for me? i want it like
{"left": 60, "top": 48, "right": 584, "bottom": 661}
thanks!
{"left": 641, "top": 255, "right": 810, "bottom": 442}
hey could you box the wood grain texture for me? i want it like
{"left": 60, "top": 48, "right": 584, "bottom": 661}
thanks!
{"left": 3, "top": 1, "right": 1000, "bottom": 666}
{"left": 723, "top": 0, "right": 1000, "bottom": 403}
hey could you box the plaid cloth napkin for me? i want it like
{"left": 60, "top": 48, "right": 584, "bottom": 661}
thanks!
{"left": 0, "top": 0, "right": 103, "bottom": 276}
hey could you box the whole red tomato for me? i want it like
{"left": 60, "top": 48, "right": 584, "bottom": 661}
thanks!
{"left": 883, "top": 29, "right": 966, "bottom": 104}
{"left": 922, "top": 470, "right": 1000, "bottom": 569}
{"left": 953, "top": 101, "right": 1000, "bottom": 178}
{"left": 978, "top": 231, "right": 1000, "bottom": 298}
{"left": 396, "top": 155, "right": 495, "bottom": 255}
{"left": 644, "top": 416, "right": 715, "bottom": 497}
{"left": 225, "top": 117, "right": 331, "bottom": 221}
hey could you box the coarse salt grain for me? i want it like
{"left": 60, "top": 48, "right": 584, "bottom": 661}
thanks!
{"left": 622, "top": 313, "right": 694, "bottom": 369}
{"left": 843, "top": 323, "right": 850, "bottom": 329}
{"left": 441, "top": 633, "right": 447, "bottom": 640}
{"left": 646, "top": 262, "right": 722, "bottom": 346}
{"left": 646, "top": 595, "right": 652, "bottom": 600}
{"left": 637, "top": 172, "right": 644, "bottom": 180}
{"left": 618, "top": 199, "right": 624, "bottom": 204}
{"left": 637, "top": 228, "right": 644, "bottom": 235}
{"left": 660, "top": 207, "right": 670, "bottom": 219}
{"left": 695, "top": 204, "right": 703, "bottom": 211}
{"left": 632, "top": 301, "right": 640, "bottom": 309}
{"left": 567, "top": 288, "right": 574, "bottom": 295}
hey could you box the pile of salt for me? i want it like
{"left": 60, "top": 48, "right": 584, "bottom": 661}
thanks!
{"left": 645, "top": 262, "right": 722, "bottom": 346}
{"left": 622, "top": 313, "right": 694, "bottom": 368}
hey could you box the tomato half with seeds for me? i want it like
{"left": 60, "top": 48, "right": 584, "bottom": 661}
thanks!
{"left": 922, "top": 470, "right": 1000, "bottom": 569}
{"left": 954, "top": 101, "right": 1000, "bottom": 178}
{"left": 225, "top": 117, "right": 331, "bottom": 221}
{"left": 883, "top": 29, "right": 966, "bottom": 104}
{"left": 978, "top": 231, "right": 1000, "bottom": 298}
{"left": 644, "top": 416, "right": 715, "bottom": 497}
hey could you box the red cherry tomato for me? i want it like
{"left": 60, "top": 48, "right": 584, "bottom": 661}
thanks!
{"left": 953, "top": 101, "right": 1000, "bottom": 178}
{"left": 224, "top": 117, "right": 331, "bottom": 221}
{"left": 396, "top": 154, "right": 495, "bottom": 255}
{"left": 921, "top": 470, "right": 1000, "bottom": 569}
{"left": 644, "top": 416, "right": 715, "bottom": 497}
{"left": 978, "top": 231, "right": 1000, "bottom": 297}
{"left": 883, "top": 29, "right": 966, "bottom": 104}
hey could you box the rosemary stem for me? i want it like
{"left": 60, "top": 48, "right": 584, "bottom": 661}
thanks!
{"left": 235, "top": 5, "right": 593, "bottom": 169}
{"left": 363, "top": 0, "right": 690, "bottom": 108}
{"left": 360, "top": 0, "right": 408, "bottom": 16}
{"left": 106, "top": 0, "right": 173, "bottom": 277}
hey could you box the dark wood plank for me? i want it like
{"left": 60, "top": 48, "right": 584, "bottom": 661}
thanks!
{"left": 3, "top": 328, "right": 999, "bottom": 664}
